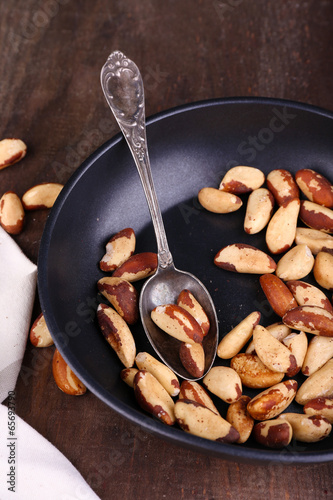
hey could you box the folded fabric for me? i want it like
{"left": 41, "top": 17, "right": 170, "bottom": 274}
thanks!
{"left": 0, "top": 227, "right": 37, "bottom": 403}
{"left": 0, "top": 227, "right": 100, "bottom": 499}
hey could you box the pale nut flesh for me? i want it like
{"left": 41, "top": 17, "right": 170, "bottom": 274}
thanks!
{"left": 174, "top": 399, "right": 240, "bottom": 443}
{"left": 244, "top": 188, "right": 274, "bottom": 234}
{"left": 282, "top": 305, "right": 333, "bottom": 337}
{"left": 279, "top": 413, "right": 332, "bottom": 442}
{"left": 295, "top": 359, "right": 333, "bottom": 405}
{"left": 246, "top": 322, "right": 291, "bottom": 354}
{"left": 214, "top": 243, "right": 276, "bottom": 274}
{"left": 313, "top": 251, "right": 333, "bottom": 291}
{"left": 22, "top": 183, "right": 64, "bottom": 210}
{"left": 252, "top": 324, "right": 298, "bottom": 376}
{"left": 150, "top": 304, "right": 204, "bottom": 344}
{"left": 219, "top": 166, "right": 265, "bottom": 194}
{"left": 177, "top": 289, "right": 210, "bottom": 335}
{"left": 304, "top": 397, "right": 333, "bottom": 423}
{"left": 100, "top": 227, "right": 136, "bottom": 271}
{"left": 0, "top": 138, "right": 27, "bottom": 170}
{"left": 29, "top": 313, "right": 54, "bottom": 347}
{"left": 295, "top": 227, "right": 333, "bottom": 254}
{"left": 203, "top": 366, "right": 242, "bottom": 404}
{"left": 253, "top": 419, "right": 293, "bottom": 448}
{"left": 0, "top": 191, "right": 25, "bottom": 234}
{"left": 135, "top": 351, "right": 180, "bottom": 397}
{"left": 265, "top": 198, "right": 300, "bottom": 254}
{"left": 217, "top": 311, "right": 261, "bottom": 359}
{"left": 282, "top": 331, "right": 308, "bottom": 376}
{"left": 286, "top": 280, "right": 333, "bottom": 313}
{"left": 178, "top": 380, "right": 219, "bottom": 415}
{"left": 230, "top": 353, "right": 285, "bottom": 389}
{"left": 198, "top": 187, "right": 242, "bottom": 213}
{"left": 97, "top": 303, "right": 136, "bottom": 368}
{"left": 275, "top": 244, "right": 314, "bottom": 281}
{"left": 134, "top": 370, "right": 175, "bottom": 425}
{"left": 226, "top": 395, "right": 254, "bottom": 444}
{"left": 266, "top": 169, "right": 299, "bottom": 207}
{"left": 120, "top": 367, "right": 139, "bottom": 388}
{"left": 247, "top": 379, "right": 298, "bottom": 420}
{"left": 302, "top": 336, "right": 333, "bottom": 376}
{"left": 179, "top": 342, "right": 205, "bottom": 378}
{"left": 52, "top": 349, "right": 86, "bottom": 395}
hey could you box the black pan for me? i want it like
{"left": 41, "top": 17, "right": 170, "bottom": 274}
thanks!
{"left": 38, "top": 97, "right": 333, "bottom": 464}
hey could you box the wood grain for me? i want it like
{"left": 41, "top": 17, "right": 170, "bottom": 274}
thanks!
{"left": 1, "top": 1, "right": 333, "bottom": 498}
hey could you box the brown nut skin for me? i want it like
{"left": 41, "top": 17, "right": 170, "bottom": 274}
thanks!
{"left": 226, "top": 395, "right": 254, "bottom": 444}
{"left": 52, "top": 349, "right": 87, "bottom": 396}
{"left": 97, "top": 277, "right": 139, "bottom": 324}
{"left": 135, "top": 351, "right": 180, "bottom": 397}
{"left": 214, "top": 243, "right": 276, "bottom": 274}
{"left": 230, "top": 353, "right": 285, "bottom": 389}
{"left": 178, "top": 380, "right": 219, "bottom": 414}
{"left": 174, "top": 399, "right": 240, "bottom": 443}
{"left": 283, "top": 305, "right": 333, "bottom": 337}
{"left": 253, "top": 419, "right": 293, "bottom": 449}
{"left": 302, "top": 336, "right": 333, "bottom": 376}
{"left": 112, "top": 252, "right": 157, "bottom": 281}
{"left": 286, "top": 280, "right": 333, "bottom": 313}
{"left": 198, "top": 187, "right": 243, "bottom": 213}
{"left": 217, "top": 311, "right": 261, "bottom": 359}
{"left": 0, "top": 138, "right": 27, "bottom": 170}
{"left": 120, "top": 367, "right": 139, "bottom": 388}
{"left": 296, "top": 359, "right": 333, "bottom": 405}
{"left": 304, "top": 397, "right": 333, "bottom": 423}
{"left": 203, "top": 366, "right": 242, "bottom": 404}
{"left": 247, "top": 380, "right": 298, "bottom": 421}
{"left": 313, "top": 251, "right": 333, "bottom": 291}
{"left": 295, "top": 169, "right": 333, "bottom": 209}
{"left": 219, "top": 166, "right": 265, "bottom": 194}
{"left": 99, "top": 228, "right": 136, "bottom": 271}
{"left": 252, "top": 324, "right": 298, "bottom": 376}
{"left": 179, "top": 342, "right": 205, "bottom": 378}
{"left": 244, "top": 188, "right": 275, "bottom": 235}
{"left": 295, "top": 227, "right": 333, "bottom": 254}
{"left": 29, "top": 312, "right": 54, "bottom": 347}
{"left": 22, "top": 182, "right": 64, "bottom": 210}
{"left": 260, "top": 274, "right": 298, "bottom": 318}
{"left": 265, "top": 198, "right": 300, "bottom": 254}
{"left": 151, "top": 304, "right": 204, "bottom": 344}
{"left": 299, "top": 200, "right": 333, "bottom": 234}
{"left": 133, "top": 370, "right": 175, "bottom": 426}
{"left": 177, "top": 289, "right": 210, "bottom": 335}
{"left": 279, "top": 413, "right": 332, "bottom": 443}
{"left": 0, "top": 191, "right": 25, "bottom": 234}
{"left": 266, "top": 169, "right": 299, "bottom": 207}
{"left": 97, "top": 303, "right": 136, "bottom": 368}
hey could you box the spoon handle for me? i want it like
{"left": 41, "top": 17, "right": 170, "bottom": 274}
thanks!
{"left": 101, "top": 51, "right": 173, "bottom": 269}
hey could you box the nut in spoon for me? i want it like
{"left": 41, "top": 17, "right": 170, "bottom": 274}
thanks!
{"left": 100, "top": 51, "right": 218, "bottom": 380}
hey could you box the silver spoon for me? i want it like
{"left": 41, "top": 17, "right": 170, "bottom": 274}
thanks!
{"left": 100, "top": 51, "right": 218, "bottom": 380}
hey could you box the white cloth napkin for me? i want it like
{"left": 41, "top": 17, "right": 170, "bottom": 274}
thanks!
{"left": 0, "top": 227, "right": 100, "bottom": 500}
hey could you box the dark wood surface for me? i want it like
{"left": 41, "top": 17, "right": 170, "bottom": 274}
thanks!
{"left": 1, "top": 1, "right": 333, "bottom": 498}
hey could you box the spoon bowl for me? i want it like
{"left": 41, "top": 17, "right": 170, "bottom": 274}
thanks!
{"left": 100, "top": 51, "right": 218, "bottom": 379}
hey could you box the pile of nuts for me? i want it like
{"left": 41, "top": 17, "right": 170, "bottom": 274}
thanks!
{"left": 0, "top": 138, "right": 64, "bottom": 235}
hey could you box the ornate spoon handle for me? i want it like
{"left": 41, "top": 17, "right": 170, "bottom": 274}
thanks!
{"left": 100, "top": 51, "right": 173, "bottom": 269}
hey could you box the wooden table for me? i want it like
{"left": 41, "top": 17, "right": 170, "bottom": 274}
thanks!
{"left": 1, "top": 1, "right": 333, "bottom": 498}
